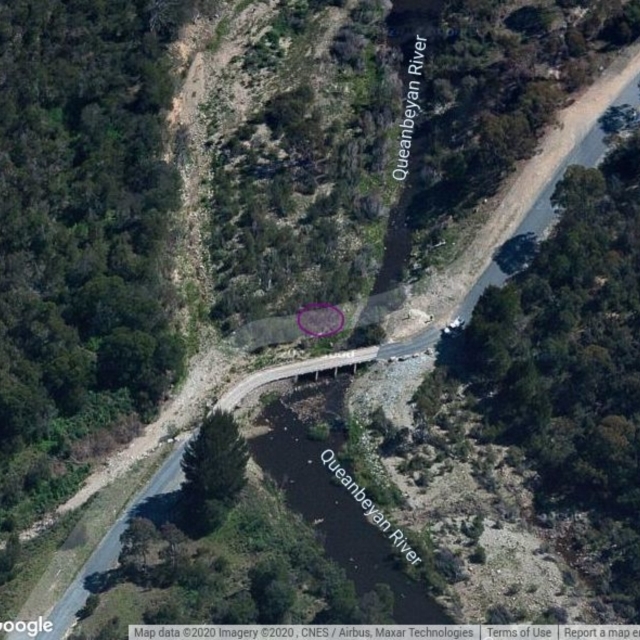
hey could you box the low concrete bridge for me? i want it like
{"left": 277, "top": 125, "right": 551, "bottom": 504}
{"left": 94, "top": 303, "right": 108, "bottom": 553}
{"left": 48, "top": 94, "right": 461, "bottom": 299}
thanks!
{"left": 215, "top": 346, "right": 380, "bottom": 411}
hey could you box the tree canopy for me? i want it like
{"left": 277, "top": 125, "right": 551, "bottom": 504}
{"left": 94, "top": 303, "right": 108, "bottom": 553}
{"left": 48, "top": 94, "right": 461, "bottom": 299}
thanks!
{"left": 181, "top": 410, "right": 249, "bottom": 533}
{"left": 0, "top": 0, "right": 195, "bottom": 531}
{"left": 459, "top": 131, "right": 640, "bottom": 621}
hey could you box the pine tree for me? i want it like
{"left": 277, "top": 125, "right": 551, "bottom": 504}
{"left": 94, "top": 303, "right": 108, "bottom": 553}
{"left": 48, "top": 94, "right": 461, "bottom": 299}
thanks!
{"left": 181, "top": 410, "right": 249, "bottom": 532}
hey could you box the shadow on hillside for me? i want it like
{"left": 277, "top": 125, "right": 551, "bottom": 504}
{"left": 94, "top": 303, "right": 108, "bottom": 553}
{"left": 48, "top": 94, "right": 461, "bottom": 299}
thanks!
{"left": 433, "top": 329, "right": 476, "bottom": 382}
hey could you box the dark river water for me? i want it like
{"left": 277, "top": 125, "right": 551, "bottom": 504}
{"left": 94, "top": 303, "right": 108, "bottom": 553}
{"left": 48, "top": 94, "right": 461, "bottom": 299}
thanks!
{"left": 366, "top": 0, "right": 447, "bottom": 296}
{"left": 250, "top": 0, "right": 454, "bottom": 624}
{"left": 351, "top": 0, "right": 448, "bottom": 341}
{"left": 250, "top": 379, "right": 452, "bottom": 623}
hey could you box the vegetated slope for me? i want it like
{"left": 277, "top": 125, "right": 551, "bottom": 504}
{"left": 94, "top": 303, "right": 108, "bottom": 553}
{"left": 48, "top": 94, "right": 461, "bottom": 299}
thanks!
{"left": 204, "top": 0, "right": 402, "bottom": 334}
{"left": 401, "top": 0, "right": 640, "bottom": 270}
{"left": 459, "top": 132, "right": 640, "bottom": 621}
{"left": 204, "top": 0, "right": 640, "bottom": 334}
{"left": 0, "top": 0, "right": 201, "bottom": 534}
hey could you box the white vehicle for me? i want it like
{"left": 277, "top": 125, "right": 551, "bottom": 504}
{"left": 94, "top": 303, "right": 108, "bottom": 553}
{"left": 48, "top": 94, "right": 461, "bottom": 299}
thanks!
{"left": 443, "top": 316, "right": 464, "bottom": 335}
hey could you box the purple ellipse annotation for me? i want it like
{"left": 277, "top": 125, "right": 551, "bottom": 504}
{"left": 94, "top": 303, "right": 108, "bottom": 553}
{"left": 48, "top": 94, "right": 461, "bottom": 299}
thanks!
{"left": 296, "top": 303, "right": 345, "bottom": 338}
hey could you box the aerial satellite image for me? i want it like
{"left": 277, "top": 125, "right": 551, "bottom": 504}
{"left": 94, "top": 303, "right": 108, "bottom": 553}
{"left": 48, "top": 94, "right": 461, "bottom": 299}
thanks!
{"left": 2, "top": 0, "right": 640, "bottom": 637}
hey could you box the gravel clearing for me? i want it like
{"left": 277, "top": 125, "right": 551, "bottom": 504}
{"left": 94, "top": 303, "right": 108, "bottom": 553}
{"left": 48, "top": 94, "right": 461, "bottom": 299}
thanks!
{"left": 348, "top": 355, "right": 436, "bottom": 427}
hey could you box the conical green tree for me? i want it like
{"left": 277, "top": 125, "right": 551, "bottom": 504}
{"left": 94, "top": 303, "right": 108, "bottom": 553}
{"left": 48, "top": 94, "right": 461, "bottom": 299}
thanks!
{"left": 181, "top": 410, "right": 249, "bottom": 533}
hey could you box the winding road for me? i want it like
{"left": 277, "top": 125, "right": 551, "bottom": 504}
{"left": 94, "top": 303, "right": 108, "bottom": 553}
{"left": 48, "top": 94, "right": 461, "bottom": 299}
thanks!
{"left": 9, "top": 61, "right": 640, "bottom": 640}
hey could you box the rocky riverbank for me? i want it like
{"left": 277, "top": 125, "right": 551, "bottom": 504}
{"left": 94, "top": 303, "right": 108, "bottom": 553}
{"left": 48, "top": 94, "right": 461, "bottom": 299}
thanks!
{"left": 346, "top": 359, "right": 613, "bottom": 624}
